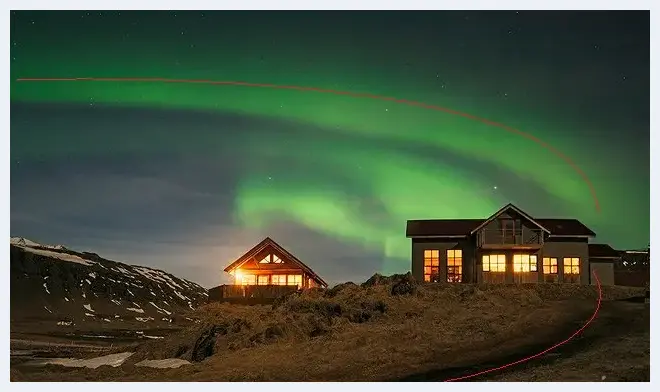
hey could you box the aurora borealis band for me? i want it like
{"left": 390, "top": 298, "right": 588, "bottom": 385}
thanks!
{"left": 10, "top": 11, "right": 649, "bottom": 287}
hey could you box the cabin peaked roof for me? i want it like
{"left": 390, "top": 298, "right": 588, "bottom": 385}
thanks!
{"left": 406, "top": 203, "right": 596, "bottom": 238}
{"left": 223, "top": 237, "right": 328, "bottom": 287}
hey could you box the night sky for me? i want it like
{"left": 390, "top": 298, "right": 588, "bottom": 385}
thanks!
{"left": 10, "top": 11, "right": 649, "bottom": 288}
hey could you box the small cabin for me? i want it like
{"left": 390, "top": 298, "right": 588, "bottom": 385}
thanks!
{"left": 209, "top": 237, "right": 327, "bottom": 303}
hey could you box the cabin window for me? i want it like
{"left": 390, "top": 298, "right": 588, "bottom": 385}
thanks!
{"left": 271, "top": 274, "right": 288, "bottom": 285}
{"left": 240, "top": 274, "right": 256, "bottom": 286}
{"left": 563, "top": 258, "right": 580, "bottom": 275}
{"left": 259, "top": 254, "right": 283, "bottom": 264}
{"left": 287, "top": 274, "right": 303, "bottom": 288}
{"left": 257, "top": 275, "right": 269, "bottom": 285}
{"left": 513, "top": 254, "right": 538, "bottom": 272}
{"left": 446, "top": 249, "right": 463, "bottom": 282}
{"left": 423, "top": 249, "right": 440, "bottom": 282}
{"left": 482, "top": 254, "right": 506, "bottom": 272}
{"left": 542, "top": 258, "right": 558, "bottom": 274}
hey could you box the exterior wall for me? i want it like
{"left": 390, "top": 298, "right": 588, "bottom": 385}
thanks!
{"left": 589, "top": 261, "right": 615, "bottom": 286}
{"left": 411, "top": 234, "right": 591, "bottom": 285}
{"left": 411, "top": 238, "right": 477, "bottom": 283}
{"left": 477, "top": 250, "right": 541, "bottom": 284}
{"left": 541, "top": 237, "right": 590, "bottom": 284}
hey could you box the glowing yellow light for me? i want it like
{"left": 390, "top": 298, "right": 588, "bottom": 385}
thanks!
{"left": 234, "top": 270, "right": 243, "bottom": 283}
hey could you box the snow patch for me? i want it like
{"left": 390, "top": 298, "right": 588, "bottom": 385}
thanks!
{"left": 27, "top": 352, "right": 133, "bottom": 369}
{"left": 135, "top": 358, "right": 190, "bottom": 369}
{"left": 135, "top": 317, "right": 154, "bottom": 322}
{"left": 16, "top": 246, "right": 94, "bottom": 266}
{"left": 44, "top": 306, "right": 52, "bottom": 313}
{"left": 83, "top": 304, "right": 94, "bottom": 312}
{"left": 57, "top": 321, "right": 73, "bottom": 326}
{"left": 88, "top": 272, "right": 97, "bottom": 279}
{"left": 126, "top": 307, "right": 144, "bottom": 313}
{"left": 43, "top": 283, "right": 50, "bottom": 294}
{"left": 149, "top": 301, "right": 171, "bottom": 315}
{"left": 173, "top": 290, "right": 189, "bottom": 301}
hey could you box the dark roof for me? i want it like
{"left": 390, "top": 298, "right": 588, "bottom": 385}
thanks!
{"left": 535, "top": 219, "right": 596, "bottom": 237}
{"left": 406, "top": 205, "right": 596, "bottom": 238}
{"left": 223, "top": 237, "right": 328, "bottom": 287}
{"left": 589, "top": 243, "right": 621, "bottom": 259}
{"left": 406, "top": 219, "right": 484, "bottom": 237}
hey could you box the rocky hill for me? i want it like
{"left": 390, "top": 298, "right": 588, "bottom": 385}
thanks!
{"left": 10, "top": 237, "right": 208, "bottom": 341}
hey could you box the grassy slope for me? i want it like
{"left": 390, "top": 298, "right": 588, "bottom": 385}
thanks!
{"left": 11, "top": 274, "right": 648, "bottom": 382}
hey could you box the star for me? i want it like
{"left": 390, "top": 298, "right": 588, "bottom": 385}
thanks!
{"left": 385, "top": 108, "right": 389, "bottom": 112}
{"left": 493, "top": 186, "right": 498, "bottom": 190}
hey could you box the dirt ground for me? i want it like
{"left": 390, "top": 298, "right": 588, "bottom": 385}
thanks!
{"left": 10, "top": 277, "right": 650, "bottom": 382}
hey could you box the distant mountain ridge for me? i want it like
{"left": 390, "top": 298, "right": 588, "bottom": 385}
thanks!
{"left": 10, "top": 237, "right": 208, "bottom": 335}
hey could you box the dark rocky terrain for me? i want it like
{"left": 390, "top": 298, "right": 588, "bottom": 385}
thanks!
{"left": 10, "top": 237, "right": 209, "bottom": 345}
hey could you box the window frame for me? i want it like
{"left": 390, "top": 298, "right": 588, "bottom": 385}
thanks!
{"left": 513, "top": 254, "right": 538, "bottom": 273}
{"left": 563, "top": 257, "right": 581, "bottom": 275}
{"left": 446, "top": 249, "right": 463, "bottom": 283}
{"left": 542, "top": 257, "right": 558, "bottom": 274}
{"left": 423, "top": 249, "right": 440, "bottom": 282}
{"left": 482, "top": 254, "right": 506, "bottom": 272}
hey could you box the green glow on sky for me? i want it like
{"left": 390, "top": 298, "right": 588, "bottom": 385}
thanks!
{"left": 10, "top": 11, "right": 649, "bottom": 271}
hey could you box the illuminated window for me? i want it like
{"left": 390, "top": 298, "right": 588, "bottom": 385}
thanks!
{"left": 423, "top": 249, "right": 440, "bottom": 282}
{"left": 241, "top": 274, "right": 256, "bottom": 286}
{"left": 482, "top": 254, "right": 506, "bottom": 272}
{"left": 257, "top": 275, "right": 269, "bottom": 285}
{"left": 287, "top": 274, "right": 303, "bottom": 288}
{"left": 259, "top": 254, "right": 284, "bottom": 264}
{"left": 447, "top": 249, "right": 463, "bottom": 282}
{"left": 513, "top": 254, "right": 538, "bottom": 272}
{"left": 563, "top": 258, "right": 580, "bottom": 275}
{"left": 271, "top": 274, "right": 288, "bottom": 285}
{"left": 543, "top": 258, "right": 558, "bottom": 274}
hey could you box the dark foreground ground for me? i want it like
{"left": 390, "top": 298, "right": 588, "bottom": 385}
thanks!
{"left": 10, "top": 283, "right": 650, "bottom": 382}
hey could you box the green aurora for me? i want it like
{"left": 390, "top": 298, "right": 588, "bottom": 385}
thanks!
{"left": 10, "top": 11, "right": 649, "bottom": 274}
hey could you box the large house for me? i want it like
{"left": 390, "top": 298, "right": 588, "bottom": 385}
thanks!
{"left": 406, "top": 203, "right": 616, "bottom": 286}
{"left": 223, "top": 237, "right": 328, "bottom": 289}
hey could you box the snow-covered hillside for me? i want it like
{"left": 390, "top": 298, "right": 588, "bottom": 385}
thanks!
{"left": 10, "top": 237, "right": 208, "bottom": 332}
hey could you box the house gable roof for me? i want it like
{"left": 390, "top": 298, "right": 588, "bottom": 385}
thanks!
{"left": 406, "top": 203, "right": 597, "bottom": 238}
{"left": 406, "top": 219, "right": 483, "bottom": 237}
{"left": 469, "top": 203, "right": 551, "bottom": 235}
{"left": 535, "top": 219, "right": 596, "bottom": 237}
{"left": 223, "top": 237, "right": 328, "bottom": 287}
